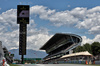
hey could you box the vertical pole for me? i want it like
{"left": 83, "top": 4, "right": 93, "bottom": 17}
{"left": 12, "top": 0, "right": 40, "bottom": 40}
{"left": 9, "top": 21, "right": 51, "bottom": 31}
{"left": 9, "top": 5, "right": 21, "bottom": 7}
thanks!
{"left": 21, "top": 55, "right": 24, "bottom": 64}
{"left": 19, "top": 24, "right": 26, "bottom": 64}
{"left": 17, "top": 5, "right": 29, "bottom": 64}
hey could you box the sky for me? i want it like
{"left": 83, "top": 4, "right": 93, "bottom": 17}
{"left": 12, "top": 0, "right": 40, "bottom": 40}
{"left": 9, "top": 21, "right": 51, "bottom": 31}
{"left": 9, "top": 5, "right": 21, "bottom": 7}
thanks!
{"left": 0, "top": 0, "right": 100, "bottom": 51}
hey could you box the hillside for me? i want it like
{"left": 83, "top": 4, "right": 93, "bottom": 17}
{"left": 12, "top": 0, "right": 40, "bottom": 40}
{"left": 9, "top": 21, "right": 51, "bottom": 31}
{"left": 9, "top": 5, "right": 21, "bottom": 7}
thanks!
{"left": 9, "top": 49, "right": 47, "bottom": 59}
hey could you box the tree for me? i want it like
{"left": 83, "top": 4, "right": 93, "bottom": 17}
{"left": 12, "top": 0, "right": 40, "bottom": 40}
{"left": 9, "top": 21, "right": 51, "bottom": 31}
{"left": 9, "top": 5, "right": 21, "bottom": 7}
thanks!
{"left": 73, "top": 42, "right": 100, "bottom": 56}
{"left": 73, "top": 46, "right": 86, "bottom": 53}
{"left": 83, "top": 43, "right": 92, "bottom": 54}
{"left": 91, "top": 42, "right": 100, "bottom": 56}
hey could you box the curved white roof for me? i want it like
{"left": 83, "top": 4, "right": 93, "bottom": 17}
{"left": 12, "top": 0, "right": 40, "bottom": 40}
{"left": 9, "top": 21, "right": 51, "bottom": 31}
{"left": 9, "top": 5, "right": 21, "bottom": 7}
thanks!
{"left": 61, "top": 51, "right": 92, "bottom": 59}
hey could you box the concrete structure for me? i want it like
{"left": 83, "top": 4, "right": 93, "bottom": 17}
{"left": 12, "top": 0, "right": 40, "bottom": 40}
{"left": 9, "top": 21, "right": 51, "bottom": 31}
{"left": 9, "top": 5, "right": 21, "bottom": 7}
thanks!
{"left": 0, "top": 41, "right": 4, "bottom": 65}
{"left": 58, "top": 51, "right": 92, "bottom": 64}
{"left": 0, "top": 41, "right": 14, "bottom": 64}
{"left": 0, "top": 41, "right": 4, "bottom": 57}
{"left": 3, "top": 46, "right": 13, "bottom": 64}
{"left": 40, "top": 33, "right": 82, "bottom": 63}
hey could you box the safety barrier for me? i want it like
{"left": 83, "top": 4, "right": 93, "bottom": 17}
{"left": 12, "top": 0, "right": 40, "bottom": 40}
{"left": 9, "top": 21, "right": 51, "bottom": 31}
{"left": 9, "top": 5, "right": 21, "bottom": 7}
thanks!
{"left": 95, "top": 61, "right": 100, "bottom": 64}
{"left": 47, "top": 60, "right": 100, "bottom": 64}
{"left": 55, "top": 60, "right": 86, "bottom": 64}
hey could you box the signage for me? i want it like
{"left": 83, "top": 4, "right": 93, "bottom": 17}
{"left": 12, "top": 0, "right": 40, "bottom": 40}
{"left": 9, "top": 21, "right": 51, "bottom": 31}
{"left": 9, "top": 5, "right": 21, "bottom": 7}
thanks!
{"left": 24, "top": 58, "right": 42, "bottom": 60}
{"left": 17, "top": 5, "right": 30, "bottom": 63}
{"left": 17, "top": 5, "right": 29, "bottom": 24}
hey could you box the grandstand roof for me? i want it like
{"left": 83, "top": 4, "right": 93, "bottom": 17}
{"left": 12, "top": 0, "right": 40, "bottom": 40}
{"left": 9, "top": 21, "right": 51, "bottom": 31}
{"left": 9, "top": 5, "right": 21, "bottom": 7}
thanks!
{"left": 40, "top": 33, "right": 66, "bottom": 50}
{"left": 40, "top": 33, "right": 82, "bottom": 50}
{"left": 61, "top": 51, "right": 92, "bottom": 59}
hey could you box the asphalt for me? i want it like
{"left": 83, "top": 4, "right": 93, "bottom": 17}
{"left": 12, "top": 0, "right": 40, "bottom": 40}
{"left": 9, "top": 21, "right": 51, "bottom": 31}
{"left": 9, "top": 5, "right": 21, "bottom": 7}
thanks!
{"left": 18, "top": 64, "right": 96, "bottom": 66}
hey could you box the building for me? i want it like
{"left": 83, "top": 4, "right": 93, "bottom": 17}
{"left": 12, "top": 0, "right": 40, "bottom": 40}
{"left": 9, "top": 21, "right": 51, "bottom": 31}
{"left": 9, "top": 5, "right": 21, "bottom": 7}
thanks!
{"left": 0, "top": 41, "right": 4, "bottom": 56}
{"left": 59, "top": 51, "right": 92, "bottom": 64}
{"left": 3, "top": 46, "right": 14, "bottom": 64}
{"left": 0, "top": 41, "right": 14, "bottom": 64}
{"left": 0, "top": 41, "right": 4, "bottom": 65}
{"left": 40, "top": 33, "right": 82, "bottom": 63}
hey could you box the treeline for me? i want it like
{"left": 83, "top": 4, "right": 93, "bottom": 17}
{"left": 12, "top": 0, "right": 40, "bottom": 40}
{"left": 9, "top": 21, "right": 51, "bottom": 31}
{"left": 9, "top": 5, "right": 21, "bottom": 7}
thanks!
{"left": 73, "top": 42, "right": 100, "bottom": 56}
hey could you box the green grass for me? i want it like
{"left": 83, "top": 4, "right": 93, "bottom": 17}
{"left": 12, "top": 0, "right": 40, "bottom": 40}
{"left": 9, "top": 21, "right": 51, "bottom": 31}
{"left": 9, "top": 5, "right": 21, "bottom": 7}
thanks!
{"left": 9, "top": 64, "right": 21, "bottom": 66}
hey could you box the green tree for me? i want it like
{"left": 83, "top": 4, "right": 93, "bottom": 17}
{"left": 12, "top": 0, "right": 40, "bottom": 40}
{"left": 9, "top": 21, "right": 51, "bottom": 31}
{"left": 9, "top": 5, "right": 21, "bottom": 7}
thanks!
{"left": 73, "top": 46, "right": 86, "bottom": 53}
{"left": 91, "top": 42, "right": 100, "bottom": 56}
{"left": 83, "top": 43, "right": 92, "bottom": 54}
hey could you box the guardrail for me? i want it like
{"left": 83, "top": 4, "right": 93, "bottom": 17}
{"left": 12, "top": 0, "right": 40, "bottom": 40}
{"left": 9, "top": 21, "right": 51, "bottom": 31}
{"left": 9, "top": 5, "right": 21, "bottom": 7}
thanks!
{"left": 95, "top": 61, "right": 100, "bottom": 64}
{"left": 46, "top": 60, "right": 100, "bottom": 64}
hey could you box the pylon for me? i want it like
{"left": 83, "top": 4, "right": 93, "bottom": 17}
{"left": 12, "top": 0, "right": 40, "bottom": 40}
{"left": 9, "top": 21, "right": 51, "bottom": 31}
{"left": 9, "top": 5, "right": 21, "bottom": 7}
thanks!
{"left": 86, "top": 60, "right": 88, "bottom": 64}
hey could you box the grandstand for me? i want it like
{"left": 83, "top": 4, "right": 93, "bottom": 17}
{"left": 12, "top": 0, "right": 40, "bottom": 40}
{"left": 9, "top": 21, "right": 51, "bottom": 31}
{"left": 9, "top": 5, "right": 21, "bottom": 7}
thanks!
{"left": 40, "top": 33, "right": 82, "bottom": 63}
{"left": 0, "top": 41, "right": 14, "bottom": 64}
{"left": 3, "top": 46, "right": 13, "bottom": 64}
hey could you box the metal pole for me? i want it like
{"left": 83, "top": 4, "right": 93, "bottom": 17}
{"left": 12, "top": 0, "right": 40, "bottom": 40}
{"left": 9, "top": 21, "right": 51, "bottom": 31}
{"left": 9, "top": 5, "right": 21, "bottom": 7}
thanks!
{"left": 21, "top": 55, "right": 24, "bottom": 64}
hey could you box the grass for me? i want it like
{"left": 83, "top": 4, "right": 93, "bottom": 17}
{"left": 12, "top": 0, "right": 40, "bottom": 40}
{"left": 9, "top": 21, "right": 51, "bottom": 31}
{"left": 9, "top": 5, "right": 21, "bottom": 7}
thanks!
{"left": 9, "top": 64, "right": 21, "bottom": 66}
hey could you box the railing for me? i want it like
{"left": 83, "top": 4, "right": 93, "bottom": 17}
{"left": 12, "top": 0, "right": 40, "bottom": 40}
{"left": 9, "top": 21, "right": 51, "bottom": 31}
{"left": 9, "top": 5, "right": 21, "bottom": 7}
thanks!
{"left": 62, "top": 42, "right": 81, "bottom": 53}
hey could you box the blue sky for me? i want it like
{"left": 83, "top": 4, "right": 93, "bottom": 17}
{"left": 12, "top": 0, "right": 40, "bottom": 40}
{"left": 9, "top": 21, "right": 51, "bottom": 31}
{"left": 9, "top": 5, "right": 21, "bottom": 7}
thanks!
{"left": 0, "top": 0, "right": 100, "bottom": 13}
{"left": 0, "top": 0, "right": 100, "bottom": 50}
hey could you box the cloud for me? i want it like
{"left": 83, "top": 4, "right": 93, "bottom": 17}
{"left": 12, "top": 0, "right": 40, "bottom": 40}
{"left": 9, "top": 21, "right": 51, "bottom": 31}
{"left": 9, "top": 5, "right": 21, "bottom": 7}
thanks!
{"left": 89, "top": 26, "right": 100, "bottom": 34}
{"left": 0, "top": 9, "right": 17, "bottom": 31}
{"left": 88, "top": 6, "right": 100, "bottom": 13}
{"left": 31, "top": 5, "right": 100, "bottom": 46}
{"left": 0, "top": 9, "right": 19, "bottom": 50}
{"left": 0, "top": 8, "right": 52, "bottom": 51}
{"left": 31, "top": 6, "right": 100, "bottom": 34}
{"left": 27, "top": 31, "right": 53, "bottom": 50}
{"left": 0, "top": 8, "right": 1, "bottom": 10}
{"left": 82, "top": 34, "right": 100, "bottom": 45}
{"left": 81, "top": 36, "right": 93, "bottom": 45}
{"left": 31, "top": 5, "right": 79, "bottom": 27}
{"left": 75, "top": 6, "right": 100, "bottom": 34}
{"left": 30, "top": 5, "right": 56, "bottom": 20}
{"left": 1, "top": 5, "right": 100, "bottom": 51}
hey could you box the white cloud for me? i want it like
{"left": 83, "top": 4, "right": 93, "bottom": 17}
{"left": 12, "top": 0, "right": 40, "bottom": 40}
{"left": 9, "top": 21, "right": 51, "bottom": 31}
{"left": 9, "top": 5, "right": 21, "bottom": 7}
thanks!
{"left": 75, "top": 7, "right": 100, "bottom": 34}
{"left": 82, "top": 34, "right": 100, "bottom": 45}
{"left": 22, "top": 6, "right": 100, "bottom": 50}
{"left": 81, "top": 36, "right": 93, "bottom": 45}
{"left": 0, "top": 8, "right": 52, "bottom": 51}
{"left": 0, "top": 8, "right": 1, "bottom": 10}
{"left": 27, "top": 26, "right": 53, "bottom": 50}
{"left": 31, "top": 6, "right": 79, "bottom": 27}
{"left": 93, "top": 35, "right": 100, "bottom": 42}
{"left": 0, "top": 9, "right": 17, "bottom": 31}
{"left": 1, "top": 5, "right": 100, "bottom": 51}
{"left": 30, "top": 5, "right": 56, "bottom": 20}
{"left": 88, "top": 6, "right": 100, "bottom": 13}
{"left": 76, "top": 12, "right": 100, "bottom": 30}
{"left": 27, "top": 32, "right": 52, "bottom": 50}
{"left": 89, "top": 26, "right": 100, "bottom": 34}
{"left": 70, "top": 7, "right": 87, "bottom": 20}
{"left": 31, "top": 6, "right": 100, "bottom": 34}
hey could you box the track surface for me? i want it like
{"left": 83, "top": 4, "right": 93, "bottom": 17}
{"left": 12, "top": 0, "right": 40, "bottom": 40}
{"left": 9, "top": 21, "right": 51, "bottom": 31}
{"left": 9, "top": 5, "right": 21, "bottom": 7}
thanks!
{"left": 18, "top": 64, "right": 95, "bottom": 66}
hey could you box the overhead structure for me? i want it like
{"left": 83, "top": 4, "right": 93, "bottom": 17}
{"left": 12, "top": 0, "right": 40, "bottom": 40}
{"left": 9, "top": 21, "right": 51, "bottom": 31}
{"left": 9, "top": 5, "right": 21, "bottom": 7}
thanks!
{"left": 61, "top": 51, "right": 92, "bottom": 59}
{"left": 40, "top": 33, "right": 82, "bottom": 63}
